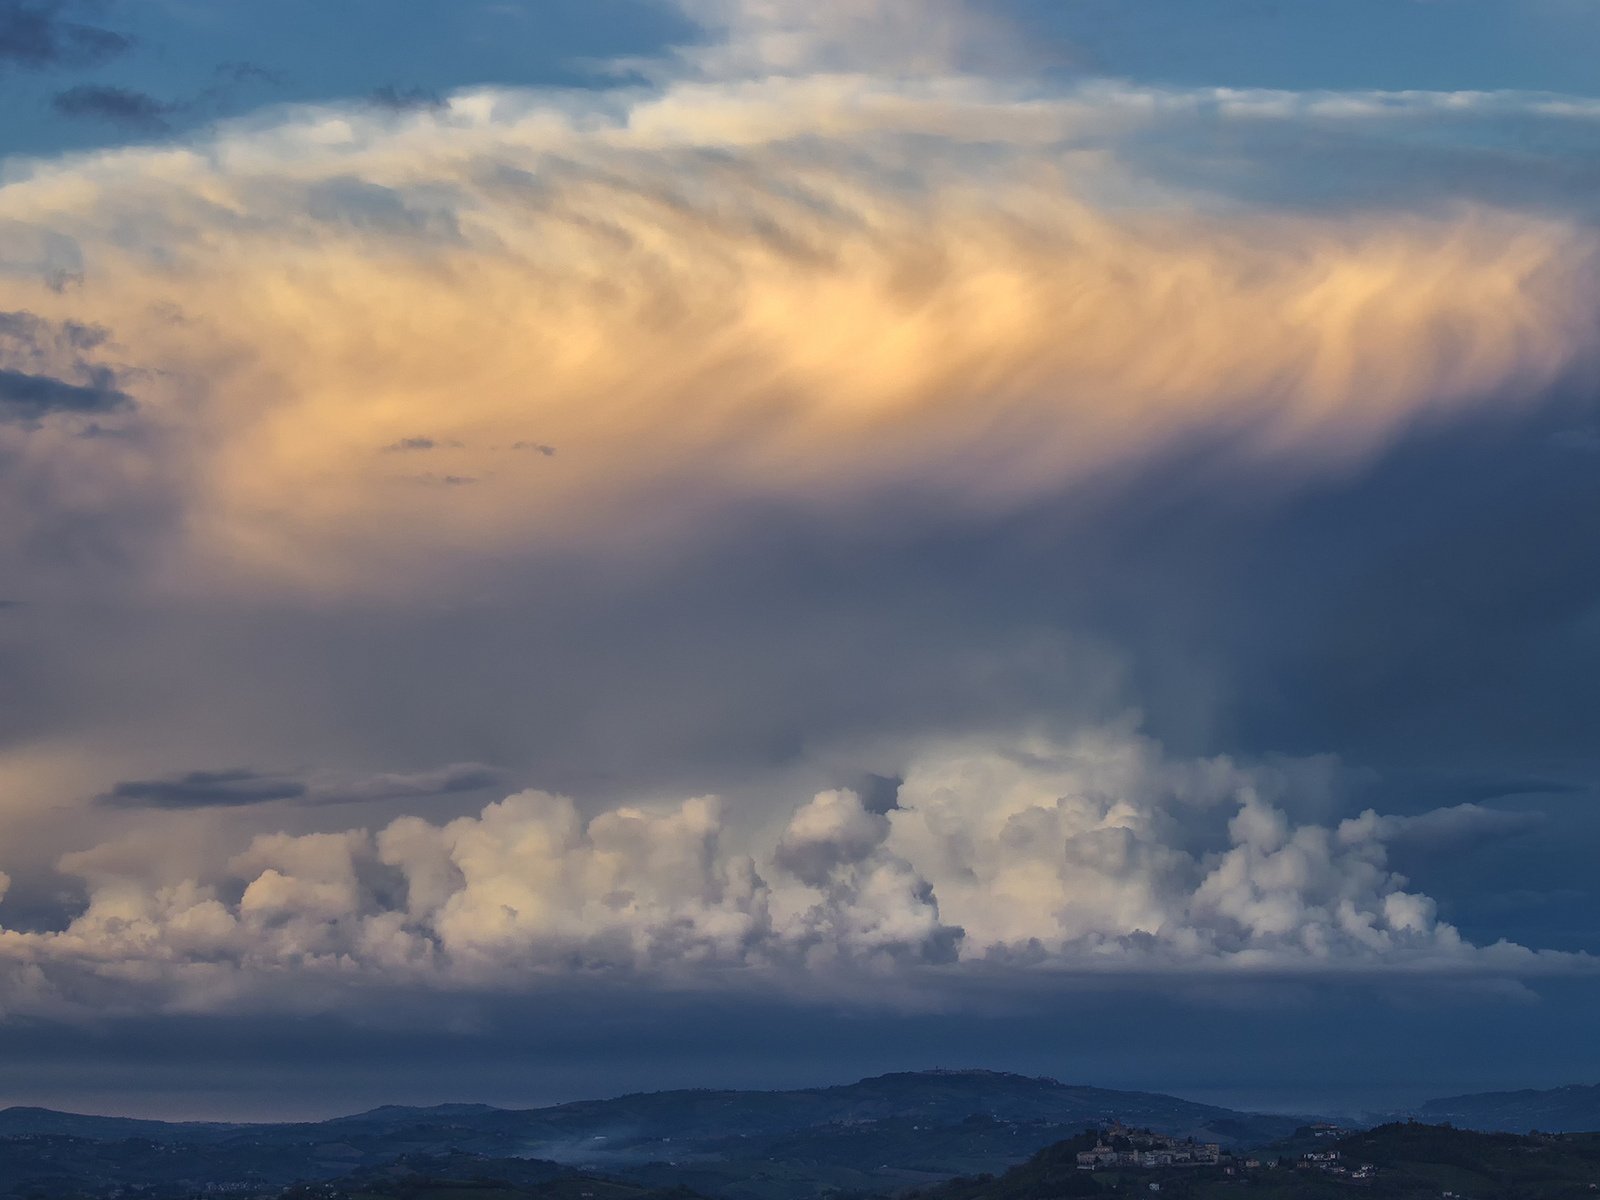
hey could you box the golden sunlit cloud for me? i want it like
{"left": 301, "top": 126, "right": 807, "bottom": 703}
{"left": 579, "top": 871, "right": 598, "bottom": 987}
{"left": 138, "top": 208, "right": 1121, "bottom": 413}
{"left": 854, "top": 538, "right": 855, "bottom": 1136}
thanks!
{"left": 0, "top": 68, "right": 1594, "bottom": 597}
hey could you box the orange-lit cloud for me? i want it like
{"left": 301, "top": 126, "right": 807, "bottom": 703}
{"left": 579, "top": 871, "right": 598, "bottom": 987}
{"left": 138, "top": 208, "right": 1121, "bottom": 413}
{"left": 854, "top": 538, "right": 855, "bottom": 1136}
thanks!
{"left": 0, "top": 69, "right": 1594, "bottom": 597}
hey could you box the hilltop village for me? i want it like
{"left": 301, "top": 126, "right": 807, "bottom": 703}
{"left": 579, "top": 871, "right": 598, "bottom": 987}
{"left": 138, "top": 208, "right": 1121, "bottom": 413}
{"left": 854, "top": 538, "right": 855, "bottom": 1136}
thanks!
{"left": 1075, "top": 1123, "right": 1223, "bottom": 1170}
{"left": 1075, "top": 1122, "right": 1381, "bottom": 1181}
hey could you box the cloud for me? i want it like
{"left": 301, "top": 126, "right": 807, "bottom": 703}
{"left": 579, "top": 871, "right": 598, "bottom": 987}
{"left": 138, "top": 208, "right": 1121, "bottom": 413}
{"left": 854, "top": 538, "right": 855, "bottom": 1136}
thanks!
{"left": 98, "top": 763, "right": 506, "bottom": 810}
{"left": 663, "top": 0, "right": 1033, "bottom": 79}
{"left": 100, "top": 769, "right": 309, "bottom": 810}
{"left": 1342, "top": 803, "right": 1547, "bottom": 854}
{"left": 0, "top": 310, "right": 129, "bottom": 422}
{"left": 0, "top": 0, "right": 1597, "bottom": 1032}
{"left": 51, "top": 84, "right": 175, "bottom": 130}
{"left": 50, "top": 65, "right": 288, "bottom": 133}
{"left": 774, "top": 788, "right": 890, "bottom": 887}
{"left": 0, "top": 0, "right": 129, "bottom": 71}
{"left": 383, "top": 436, "right": 460, "bottom": 452}
{"left": 0, "top": 72, "right": 1592, "bottom": 596}
{"left": 3, "top": 726, "right": 1588, "bottom": 1019}
{"left": 0, "top": 365, "right": 127, "bottom": 419}
{"left": 306, "top": 763, "right": 504, "bottom": 805}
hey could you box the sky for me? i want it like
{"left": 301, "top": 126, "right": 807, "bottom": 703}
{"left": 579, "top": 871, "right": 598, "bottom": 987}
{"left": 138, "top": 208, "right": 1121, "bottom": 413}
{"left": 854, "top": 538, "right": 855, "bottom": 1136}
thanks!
{"left": 1, "top": 0, "right": 1600, "bottom": 1121}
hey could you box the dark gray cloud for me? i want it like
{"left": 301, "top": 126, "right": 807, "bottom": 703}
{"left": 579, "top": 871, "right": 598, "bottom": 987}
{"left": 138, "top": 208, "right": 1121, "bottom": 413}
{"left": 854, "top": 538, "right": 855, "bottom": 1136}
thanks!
{"left": 48, "top": 63, "right": 286, "bottom": 133}
{"left": 0, "top": 310, "right": 130, "bottom": 422}
{"left": 97, "top": 764, "right": 505, "bottom": 810}
{"left": 384, "top": 436, "right": 462, "bottom": 452}
{"left": 0, "top": 365, "right": 128, "bottom": 420}
{"left": 100, "top": 769, "right": 309, "bottom": 810}
{"left": 0, "top": 0, "right": 129, "bottom": 71}
{"left": 51, "top": 83, "right": 175, "bottom": 130}
{"left": 512, "top": 441, "right": 557, "bottom": 456}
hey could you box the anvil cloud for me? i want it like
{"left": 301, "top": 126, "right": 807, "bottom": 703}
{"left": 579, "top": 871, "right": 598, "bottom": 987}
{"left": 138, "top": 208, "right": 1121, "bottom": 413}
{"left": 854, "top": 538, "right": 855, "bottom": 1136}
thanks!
{"left": 0, "top": 63, "right": 1595, "bottom": 594}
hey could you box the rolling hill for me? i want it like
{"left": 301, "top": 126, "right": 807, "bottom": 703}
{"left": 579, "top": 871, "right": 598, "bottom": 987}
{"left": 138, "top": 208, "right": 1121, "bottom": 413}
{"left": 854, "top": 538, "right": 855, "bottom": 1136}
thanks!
{"left": 0, "top": 1070, "right": 1306, "bottom": 1200}
{"left": 1410, "top": 1082, "right": 1600, "bottom": 1133}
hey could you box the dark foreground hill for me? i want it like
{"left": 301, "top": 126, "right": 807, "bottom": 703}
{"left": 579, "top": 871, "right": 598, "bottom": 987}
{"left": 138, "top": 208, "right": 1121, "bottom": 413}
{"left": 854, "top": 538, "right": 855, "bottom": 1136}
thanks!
{"left": 0, "top": 1070, "right": 1306, "bottom": 1200}
{"left": 904, "top": 1121, "right": 1600, "bottom": 1199}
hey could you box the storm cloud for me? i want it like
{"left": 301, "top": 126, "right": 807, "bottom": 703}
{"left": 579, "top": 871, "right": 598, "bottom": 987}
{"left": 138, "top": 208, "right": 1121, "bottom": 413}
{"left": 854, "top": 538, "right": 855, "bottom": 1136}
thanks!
{"left": 0, "top": 0, "right": 1596, "bottom": 1071}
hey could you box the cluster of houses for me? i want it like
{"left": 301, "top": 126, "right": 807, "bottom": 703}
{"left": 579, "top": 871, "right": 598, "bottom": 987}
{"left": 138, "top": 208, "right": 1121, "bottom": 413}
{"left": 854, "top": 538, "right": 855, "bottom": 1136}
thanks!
{"left": 1075, "top": 1123, "right": 1382, "bottom": 1184}
{"left": 1075, "top": 1122, "right": 1223, "bottom": 1170}
{"left": 1292, "top": 1152, "right": 1382, "bottom": 1177}
{"left": 1297, "top": 1148, "right": 1376, "bottom": 1180}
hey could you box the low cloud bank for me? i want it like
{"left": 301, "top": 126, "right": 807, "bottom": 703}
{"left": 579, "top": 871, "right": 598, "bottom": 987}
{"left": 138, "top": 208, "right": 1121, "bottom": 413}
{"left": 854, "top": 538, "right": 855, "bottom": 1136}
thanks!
{"left": 0, "top": 727, "right": 1580, "bottom": 1018}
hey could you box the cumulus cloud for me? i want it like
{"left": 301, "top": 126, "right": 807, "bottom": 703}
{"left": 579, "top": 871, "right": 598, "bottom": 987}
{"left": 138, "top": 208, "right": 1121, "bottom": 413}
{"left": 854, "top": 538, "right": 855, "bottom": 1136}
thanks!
{"left": 0, "top": 727, "right": 1587, "bottom": 1018}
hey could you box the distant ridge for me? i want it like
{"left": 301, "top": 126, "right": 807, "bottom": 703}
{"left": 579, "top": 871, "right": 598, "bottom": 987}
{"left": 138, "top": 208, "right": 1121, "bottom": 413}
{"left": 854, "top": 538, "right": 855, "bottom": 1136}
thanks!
{"left": 1410, "top": 1082, "right": 1600, "bottom": 1132}
{"left": 0, "top": 1069, "right": 1312, "bottom": 1199}
{"left": 0, "top": 1070, "right": 1306, "bottom": 1139}
{"left": 329, "top": 1101, "right": 504, "bottom": 1124}
{"left": 0, "top": 1106, "right": 239, "bottom": 1141}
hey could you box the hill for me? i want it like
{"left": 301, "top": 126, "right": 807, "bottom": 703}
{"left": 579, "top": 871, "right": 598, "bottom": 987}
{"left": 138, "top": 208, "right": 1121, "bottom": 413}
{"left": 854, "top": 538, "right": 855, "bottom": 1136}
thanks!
{"left": 0, "top": 1071, "right": 1305, "bottom": 1200}
{"left": 1412, "top": 1082, "right": 1600, "bottom": 1133}
{"left": 0, "top": 1105, "right": 239, "bottom": 1141}
{"left": 906, "top": 1121, "right": 1600, "bottom": 1198}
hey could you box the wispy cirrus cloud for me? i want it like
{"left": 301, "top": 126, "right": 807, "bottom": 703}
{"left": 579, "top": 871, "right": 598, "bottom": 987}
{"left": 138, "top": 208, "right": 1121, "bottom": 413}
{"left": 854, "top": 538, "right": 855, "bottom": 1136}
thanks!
{"left": 0, "top": 71, "right": 1594, "bottom": 595}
